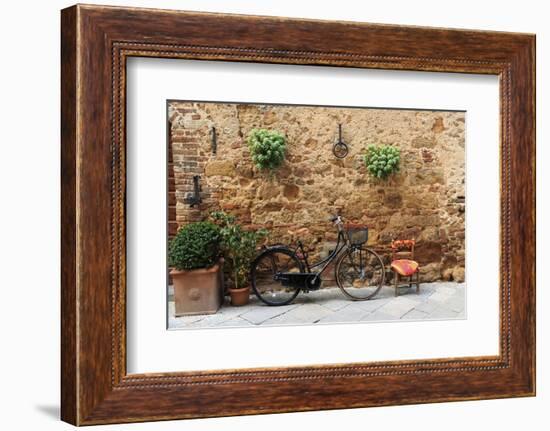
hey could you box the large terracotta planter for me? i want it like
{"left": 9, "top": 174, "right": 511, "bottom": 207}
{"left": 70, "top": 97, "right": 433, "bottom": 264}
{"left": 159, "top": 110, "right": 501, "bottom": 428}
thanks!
{"left": 170, "top": 259, "right": 224, "bottom": 316}
{"left": 229, "top": 286, "right": 250, "bottom": 306}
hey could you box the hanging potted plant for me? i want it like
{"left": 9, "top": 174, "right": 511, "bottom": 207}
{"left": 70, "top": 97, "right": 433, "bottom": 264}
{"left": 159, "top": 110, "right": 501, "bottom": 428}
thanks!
{"left": 168, "top": 221, "right": 224, "bottom": 316}
{"left": 210, "top": 211, "right": 268, "bottom": 306}
{"left": 363, "top": 144, "right": 401, "bottom": 179}
{"left": 247, "top": 128, "right": 287, "bottom": 171}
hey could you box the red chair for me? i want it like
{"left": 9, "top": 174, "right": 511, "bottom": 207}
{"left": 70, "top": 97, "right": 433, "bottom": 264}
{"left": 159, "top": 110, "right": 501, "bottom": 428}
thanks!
{"left": 390, "top": 239, "right": 420, "bottom": 296}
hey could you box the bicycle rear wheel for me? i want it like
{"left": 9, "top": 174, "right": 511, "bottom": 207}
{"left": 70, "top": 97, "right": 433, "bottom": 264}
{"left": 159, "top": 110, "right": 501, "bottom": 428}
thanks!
{"left": 251, "top": 248, "right": 304, "bottom": 306}
{"left": 336, "top": 247, "right": 385, "bottom": 300}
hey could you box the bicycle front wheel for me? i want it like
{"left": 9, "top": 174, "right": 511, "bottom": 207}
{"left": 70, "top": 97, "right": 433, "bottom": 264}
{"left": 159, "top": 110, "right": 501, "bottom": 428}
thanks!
{"left": 335, "top": 247, "right": 385, "bottom": 300}
{"left": 251, "top": 248, "right": 304, "bottom": 306}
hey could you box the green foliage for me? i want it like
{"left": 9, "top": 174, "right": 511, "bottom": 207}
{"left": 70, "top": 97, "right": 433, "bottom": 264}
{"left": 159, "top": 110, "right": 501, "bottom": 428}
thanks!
{"left": 247, "top": 129, "right": 287, "bottom": 171}
{"left": 168, "top": 222, "right": 221, "bottom": 271}
{"left": 363, "top": 144, "right": 401, "bottom": 179}
{"left": 210, "top": 211, "right": 268, "bottom": 289}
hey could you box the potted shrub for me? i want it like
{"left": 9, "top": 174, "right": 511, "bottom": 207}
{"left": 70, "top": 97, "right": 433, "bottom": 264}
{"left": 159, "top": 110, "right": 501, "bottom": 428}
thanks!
{"left": 211, "top": 211, "right": 268, "bottom": 305}
{"left": 363, "top": 144, "right": 401, "bottom": 179}
{"left": 247, "top": 128, "right": 287, "bottom": 171}
{"left": 168, "top": 221, "right": 224, "bottom": 316}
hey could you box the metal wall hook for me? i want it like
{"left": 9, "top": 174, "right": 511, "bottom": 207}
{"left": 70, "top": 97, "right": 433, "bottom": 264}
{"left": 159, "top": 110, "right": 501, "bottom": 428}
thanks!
{"left": 183, "top": 175, "right": 202, "bottom": 207}
{"left": 211, "top": 127, "right": 217, "bottom": 155}
{"left": 333, "top": 123, "right": 349, "bottom": 158}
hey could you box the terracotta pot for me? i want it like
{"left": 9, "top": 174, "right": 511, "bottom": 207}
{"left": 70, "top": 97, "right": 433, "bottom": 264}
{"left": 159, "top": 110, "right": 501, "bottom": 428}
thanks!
{"left": 229, "top": 286, "right": 250, "bottom": 306}
{"left": 170, "top": 259, "right": 224, "bottom": 316}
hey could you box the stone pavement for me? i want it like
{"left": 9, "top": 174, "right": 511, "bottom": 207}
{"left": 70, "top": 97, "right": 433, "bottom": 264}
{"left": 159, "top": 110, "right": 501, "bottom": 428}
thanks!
{"left": 168, "top": 282, "right": 465, "bottom": 330}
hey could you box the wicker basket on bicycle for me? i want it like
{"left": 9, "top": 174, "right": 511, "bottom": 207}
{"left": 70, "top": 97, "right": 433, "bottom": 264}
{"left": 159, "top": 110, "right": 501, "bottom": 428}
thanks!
{"left": 345, "top": 223, "right": 369, "bottom": 246}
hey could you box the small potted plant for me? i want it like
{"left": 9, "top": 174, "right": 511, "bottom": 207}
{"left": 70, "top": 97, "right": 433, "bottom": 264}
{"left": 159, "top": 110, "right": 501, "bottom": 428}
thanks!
{"left": 247, "top": 128, "right": 287, "bottom": 171}
{"left": 210, "top": 211, "right": 268, "bottom": 305}
{"left": 168, "top": 221, "right": 224, "bottom": 316}
{"left": 363, "top": 144, "right": 401, "bottom": 179}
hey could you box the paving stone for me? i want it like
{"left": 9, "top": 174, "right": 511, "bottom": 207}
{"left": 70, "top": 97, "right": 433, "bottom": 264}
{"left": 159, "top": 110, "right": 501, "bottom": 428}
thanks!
{"left": 442, "top": 294, "right": 466, "bottom": 313}
{"left": 216, "top": 316, "right": 255, "bottom": 327}
{"left": 416, "top": 286, "right": 436, "bottom": 299}
{"left": 433, "top": 285, "right": 459, "bottom": 296}
{"left": 412, "top": 300, "right": 440, "bottom": 315}
{"left": 317, "top": 304, "right": 370, "bottom": 323}
{"left": 216, "top": 302, "right": 257, "bottom": 318}
{"left": 360, "top": 311, "right": 399, "bottom": 322}
{"left": 263, "top": 311, "right": 310, "bottom": 326}
{"left": 375, "top": 296, "right": 419, "bottom": 318}
{"left": 304, "top": 287, "right": 353, "bottom": 311}
{"left": 308, "top": 287, "right": 341, "bottom": 299}
{"left": 263, "top": 303, "right": 333, "bottom": 325}
{"left": 428, "top": 290, "right": 456, "bottom": 304}
{"left": 186, "top": 312, "right": 236, "bottom": 327}
{"left": 428, "top": 306, "right": 460, "bottom": 320}
{"left": 401, "top": 309, "right": 430, "bottom": 320}
{"left": 289, "top": 295, "right": 316, "bottom": 305}
{"left": 240, "top": 304, "right": 299, "bottom": 325}
{"left": 342, "top": 298, "right": 390, "bottom": 314}
{"left": 316, "top": 298, "right": 354, "bottom": 311}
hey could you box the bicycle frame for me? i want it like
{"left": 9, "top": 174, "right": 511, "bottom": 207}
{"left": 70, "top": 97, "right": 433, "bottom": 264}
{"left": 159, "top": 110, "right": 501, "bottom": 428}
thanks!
{"left": 295, "top": 229, "right": 348, "bottom": 275}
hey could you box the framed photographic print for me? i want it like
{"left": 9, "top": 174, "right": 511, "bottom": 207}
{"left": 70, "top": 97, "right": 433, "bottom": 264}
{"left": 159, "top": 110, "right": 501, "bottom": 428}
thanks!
{"left": 61, "top": 4, "right": 535, "bottom": 425}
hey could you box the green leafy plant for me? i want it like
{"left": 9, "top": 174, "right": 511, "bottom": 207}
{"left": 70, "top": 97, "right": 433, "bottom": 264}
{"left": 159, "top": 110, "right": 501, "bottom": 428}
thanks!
{"left": 247, "top": 128, "right": 287, "bottom": 171}
{"left": 363, "top": 144, "right": 401, "bottom": 179}
{"left": 210, "top": 211, "right": 268, "bottom": 289}
{"left": 168, "top": 221, "right": 221, "bottom": 271}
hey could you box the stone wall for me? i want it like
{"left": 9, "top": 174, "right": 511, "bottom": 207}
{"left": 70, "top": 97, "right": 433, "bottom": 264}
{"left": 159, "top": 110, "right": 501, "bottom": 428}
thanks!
{"left": 168, "top": 102, "right": 466, "bottom": 282}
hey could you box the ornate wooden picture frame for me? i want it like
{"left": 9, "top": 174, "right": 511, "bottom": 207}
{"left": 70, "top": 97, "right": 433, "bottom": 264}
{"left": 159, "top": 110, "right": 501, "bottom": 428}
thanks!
{"left": 61, "top": 4, "right": 535, "bottom": 425}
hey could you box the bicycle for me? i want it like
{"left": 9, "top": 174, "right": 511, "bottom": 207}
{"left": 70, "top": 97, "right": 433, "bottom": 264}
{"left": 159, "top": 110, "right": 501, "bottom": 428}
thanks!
{"left": 250, "top": 215, "right": 386, "bottom": 306}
